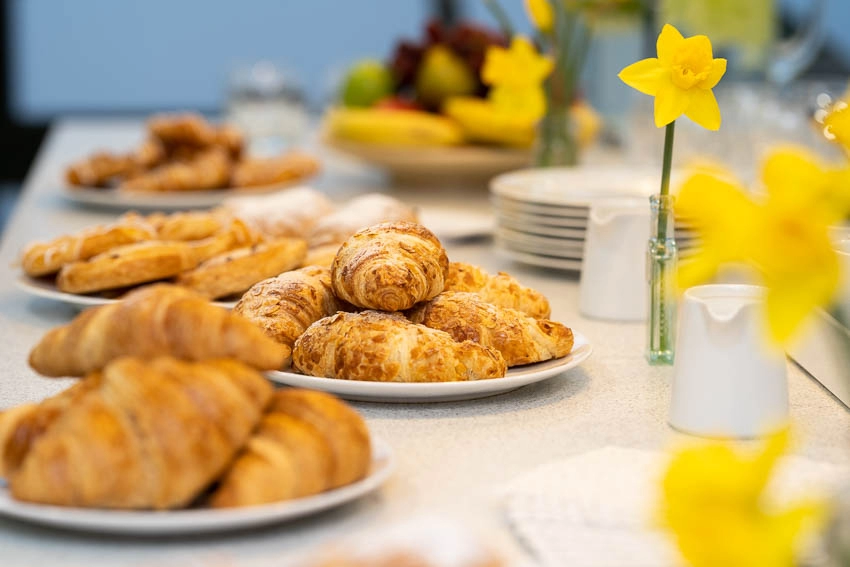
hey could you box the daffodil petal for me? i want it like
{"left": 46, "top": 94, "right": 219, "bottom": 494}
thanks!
{"left": 699, "top": 58, "right": 727, "bottom": 90}
{"left": 525, "top": 0, "right": 553, "bottom": 33}
{"left": 654, "top": 80, "right": 689, "bottom": 127}
{"left": 677, "top": 254, "right": 720, "bottom": 291}
{"left": 685, "top": 88, "right": 721, "bottom": 130}
{"left": 618, "top": 58, "right": 666, "bottom": 96}
{"left": 764, "top": 259, "right": 839, "bottom": 343}
{"left": 657, "top": 24, "right": 685, "bottom": 65}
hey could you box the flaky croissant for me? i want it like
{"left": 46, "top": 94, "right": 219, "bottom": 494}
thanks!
{"left": 234, "top": 266, "right": 343, "bottom": 348}
{"left": 29, "top": 284, "right": 289, "bottom": 377}
{"left": 444, "top": 262, "right": 551, "bottom": 319}
{"left": 407, "top": 292, "right": 573, "bottom": 367}
{"left": 7, "top": 357, "right": 272, "bottom": 509}
{"left": 293, "top": 311, "right": 506, "bottom": 382}
{"left": 332, "top": 221, "right": 449, "bottom": 312}
{"left": 209, "top": 389, "right": 371, "bottom": 507}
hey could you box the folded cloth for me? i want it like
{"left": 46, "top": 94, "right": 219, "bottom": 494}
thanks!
{"left": 500, "top": 446, "right": 846, "bottom": 567}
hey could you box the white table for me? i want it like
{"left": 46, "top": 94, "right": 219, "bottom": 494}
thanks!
{"left": 0, "top": 119, "right": 848, "bottom": 567}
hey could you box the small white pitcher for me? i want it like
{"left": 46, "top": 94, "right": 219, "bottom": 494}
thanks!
{"left": 579, "top": 203, "right": 649, "bottom": 321}
{"left": 669, "top": 284, "right": 789, "bottom": 438}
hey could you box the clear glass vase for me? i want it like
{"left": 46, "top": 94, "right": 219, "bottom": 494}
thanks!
{"left": 647, "top": 194, "right": 678, "bottom": 365}
{"left": 535, "top": 102, "right": 578, "bottom": 167}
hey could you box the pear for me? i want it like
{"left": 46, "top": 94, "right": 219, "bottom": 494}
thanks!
{"left": 414, "top": 46, "right": 477, "bottom": 110}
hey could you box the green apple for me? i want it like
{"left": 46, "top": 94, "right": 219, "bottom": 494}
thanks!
{"left": 341, "top": 60, "right": 395, "bottom": 108}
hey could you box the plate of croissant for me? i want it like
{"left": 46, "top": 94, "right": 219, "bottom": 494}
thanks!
{"left": 232, "top": 220, "right": 591, "bottom": 402}
{"left": 0, "top": 285, "right": 393, "bottom": 535}
{"left": 62, "top": 113, "right": 320, "bottom": 210}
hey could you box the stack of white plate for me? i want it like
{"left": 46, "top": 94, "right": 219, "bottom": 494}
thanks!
{"left": 490, "top": 167, "right": 698, "bottom": 271}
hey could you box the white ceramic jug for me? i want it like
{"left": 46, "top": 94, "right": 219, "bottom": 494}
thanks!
{"left": 579, "top": 203, "right": 649, "bottom": 321}
{"left": 669, "top": 284, "right": 789, "bottom": 438}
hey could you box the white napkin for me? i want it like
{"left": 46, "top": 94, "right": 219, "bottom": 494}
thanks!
{"left": 501, "top": 446, "right": 846, "bottom": 567}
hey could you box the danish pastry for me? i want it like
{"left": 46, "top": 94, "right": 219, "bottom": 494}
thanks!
{"left": 444, "top": 262, "right": 551, "bottom": 319}
{"left": 230, "top": 151, "right": 320, "bottom": 188}
{"left": 147, "top": 210, "right": 227, "bottom": 241}
{"left": 120, "top": 148, "right": 231, "bottom": 192}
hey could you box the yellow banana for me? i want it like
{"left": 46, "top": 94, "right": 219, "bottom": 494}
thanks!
{"left": 325, "top": 108, "right": 464, "bottom": 147}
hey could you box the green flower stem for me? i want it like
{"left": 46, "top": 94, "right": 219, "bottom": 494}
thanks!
{"left": 658, "top": 121, "right": 676, "bottom": 239}
{"left": 482, "top": 0, "right": 514, "bottom": 38}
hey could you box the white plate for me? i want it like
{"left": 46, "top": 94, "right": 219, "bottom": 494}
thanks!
{"left": 497, "top": 248, "right": 584, "bottom": 271}
{"left": 267, "top": 332, "right": 591, "bottom": 403}
{"left": 496, "top": 228, "right": 585, "bottom": 251}
{"left": 417, "top": 205, "right": 494, "bottom": 241}
{"left": 495, "top": 236, "right": 584, "bottom": 260}
{"left": 496, "top": 218, "right": 697, "bottom": 243}
{"left": 16, "top": 274, "right": 237, "bottom": 310}
{"left": 0, "top": 436, "right": 393, "bottom": 536}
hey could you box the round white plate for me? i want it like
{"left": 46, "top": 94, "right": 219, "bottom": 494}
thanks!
{"left": 496, "top": 217, "right": 697, "bottom": 243}
{"left": 417, "top": 205, "right": 494, "bottom": 241}
{"left": 496, "top": 228, "right": 585, "bottom": 251}
{"left": 495, "top": 236, "right": 584, "bottom": 260}
{"left": 16, "top": 275, "right": 237, "bottom": 310}
{"left": 267, "top": 332, "right": 591, "bottom": 403}
{"left": 0, "top": 436, "right": 392, "bottom": 536}
{"left": 497, "top": 209, "right": 589, "bottom": 229}
{"left": 497, "top": 248, "right": 584, "bottom": 271}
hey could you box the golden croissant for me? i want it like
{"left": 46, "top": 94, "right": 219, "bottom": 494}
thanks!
{"left": 331, "top": 221, "right": 449, "bottom": 312}
{"left": 293, "top": 310, "right": 506, "bottom": 382}
{"left": 234, "top": 266, "right": 343, "bottom": 348}
{"left": 7, "top": 357, "right": 272, "bottom": 509}
{"left": 209, "top": 389, "right": 371, "bottom": 507}
{"left": 29, "top": 284, "right": 289, "bottom": 377}
{"left": 408, "top": 291, "right": 573, "bottom": 367}
{"left": 444, "top": 262, "right": 551, "bottom": 319}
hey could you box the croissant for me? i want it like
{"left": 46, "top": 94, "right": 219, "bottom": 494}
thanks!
{"left": 293, "top": 311, "right": 506, "bottom": 382}
{"left": 209, "top": 389, "right": 370, "bottom": 507}
{"left": 29, "top": 284, "right": 289, "bottom": 377}
{"left": 444, "top": 262, "right": 551, "bottom": 319}
{"left": 234, "top": 266, "right": 343, "bottom": 348}
{"left": 407, "top": 292, "right": 573, "bottom": 367}
{"left": 332, "top": 221, "right": 449, "bottom": 312}
{"left": 8, "top": 357, "right": 272, "bottom": 509}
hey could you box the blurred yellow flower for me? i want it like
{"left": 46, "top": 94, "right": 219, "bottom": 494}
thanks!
{"left": 525, "top": 0, "right": 553, "bottom": 33}
{"left": 661, "top": 430, "right": 826, "bottom": 567}
{"left": 823, "top": 101, "right": 850, "bottom": 155}
{"left": 482, "top": 36, "right": 554, "bottom": 90}
{"left": 676, "top": 147, "right": 846, "bottom": 343}
{"left": 619, "top": 24, "right": 726, "bottom": 129}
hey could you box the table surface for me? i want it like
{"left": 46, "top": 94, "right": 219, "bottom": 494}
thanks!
{"left": 0, "top": 119, "right": 848, "bottom": 567}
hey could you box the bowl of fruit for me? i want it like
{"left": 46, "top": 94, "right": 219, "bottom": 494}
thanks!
{"left": 323, "top": 20, "right": 599, "bottom": 185}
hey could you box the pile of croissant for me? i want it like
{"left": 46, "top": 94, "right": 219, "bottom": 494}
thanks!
{"left": 0, "top": 284, "right": 371, "bottom": 510}
{"left": 65, "top": 112, "right": 319, "bottom": 192}
{"left": 19, "top": 189, "right": 417, "bottom": 300}
{"left": 235, "top": 221, "right": 574, "bottom": 382}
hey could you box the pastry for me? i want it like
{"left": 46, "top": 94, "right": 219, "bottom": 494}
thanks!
{"left": 213, "top": 124, "right": 244, "bottom": 159}
{"left": 7, "top": 357, "right": 272, "bottom": 509}
{"left": 20, "top": 215, "right": 155, "bottom": 277}
{"left": 148, "top": 210, "right": 227, "bottom": 241}
{"left": 119, "top": 148, "right": 232, "bottom": 192}
{"left": 230, "top": 151, "right": 320, "bottom": 188}
{"left": 234, "top": 266, "right": 341, "bottom": 348}
{"left": 65, "top": 151, "right": 138, "bottom": 187}
{"left": 303, "top": 244, "right": 341, "bottom": 269}
{"left": 176, "top": 238, "right": 308, "bottom": 299}
{"left": 147, "top": 112, "right": 217, "bottom": 147}
{"left": 332, "top": 221, "right": 449, "bottom": 311}
{"left": 293, "top": 310, "right": 506, "bottom": 382}
{"left": 308, "top": 193, "right": 418, "bottom": 247}
{"left": 28, "top": 284, "right": 289, "bottom": 377}
{"left": 209, "top": 389, "right": 370, "bottom": 507}
{"left": 408, "top": 291, "right": 573, "bottom": 366}
{"left": 222, "top": 186, "right": 335, "bottom": 238}
{"left": 444, "top": 262, "right": 551, "bottom": 319}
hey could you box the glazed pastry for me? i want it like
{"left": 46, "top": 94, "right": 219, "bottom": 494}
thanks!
{"left": 65, "top": 151, "right": 138, "bottom": 187}
{"left": 147, "top": 112, "right": 217, "bottom": 147}
{"left": 230, "top": 151, "right": 320, "bottom": 188}
{"left": 134, "top": 138, "right": 167, "bottom": 169}
{"left": 303, "top": 243, "right": 341, "bottom": 269}
{"left": 308, "top": 193, "right": 418, "bottom": 248}
{"left": 8, "top": 357, "right": 272, "bottom": 509}
{"left": 213, "top": 124, "right": 245, "bottom": 159}
{"left": 444, "top": 262, "right": 551, "bottom": 319}
{"left": 293, "top": 310, "right": 506, "bottom": 382}
{"left": 20, "top": 216, "right": 156, "bottom": 277}
{"left": 234, "top": 266, "right": 341, "bottom": 348}
{"left": 332, "top": 221, "right": 449, "bottom": 312}
{"left": 408, "top": 292, "right": 573, "bottom": 367}
{"left": 176, "top": 238, "right": 308, "bottom": 299}
{"left": 222, "top": 186, "right": 335, "bottom": 238}
{"left": 148, "top": 210, "right": 227, "bottom": 241}
{"left": 209, "top": 389, "right": 370, "bottom": 507}
{"left": 29, "top": 284, "right": 289, "bottom": 377}
{"left": 119, "top": 148, "right": 231, "bottom": 192}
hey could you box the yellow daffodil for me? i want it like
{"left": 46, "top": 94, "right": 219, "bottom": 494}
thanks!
{"left": 676, "top": 147, "right": 845, "bottom": 343}
{"left": 482, "top": 36, "right": 554, "bottom": 90}
{"left": 525, "top": 0, "right": 554, "bottom": 34}
{"left": 823, "top": 100, "right": 850, "bottom": 155}
{"left": 661, "top": 430, "right": 826, "bottom": 567}
{"left": 619, "top": 24, "right": 726, "bottom": 129}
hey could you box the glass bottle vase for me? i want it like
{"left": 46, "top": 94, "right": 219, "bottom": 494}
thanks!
{"left": 646, "top": 194, "right": 678, "bottom": 365}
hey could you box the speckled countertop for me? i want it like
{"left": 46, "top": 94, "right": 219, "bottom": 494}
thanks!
{"left": 0, "top": 120, "right": 847, "bottom": 567}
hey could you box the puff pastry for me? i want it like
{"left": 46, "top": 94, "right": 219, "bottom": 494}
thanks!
{"left": 147, "top": 210, "right": 227, "bottom": 241}
{"left": 65, "top": 152, "right": 138, "bottom": 187}
{"left": 230, "top": 151, "right": 320, "bottom": 188}
{"left": 222, "top": 186, "right": 335, "bottom": 238}
{"left": 176, "top": 238, "right": 308, "bottom": 299}
{"left": 147, "top": 112, "right": 217, "bottom": 147}
{"left": 444, "top": 262, "right": 551, "bottom": 319}
{"left": 408, "top": 292, "right": 573, "bottom": 367}
{"left": 308, "top": 193, "right": 417, "bottom": 247}
{"left": 8, "top": 357, "right": 272, "bottom": 509}
{"left": 120, "top": 148, "right": 231, "bottom": 192}
{"left": 332, "top": 221, "right": 449, "bottom": 311}
{"left": 234, "top": 266, "right": 342, "bottom": 347}
{"left": 293, "top": 310, "right": 506, "bottom": 382}
{"left": 29, "top": 284, "right": 289, "bottom": 377}
{"left": 209, "top": 389, "right": 370, "bottom": 507}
